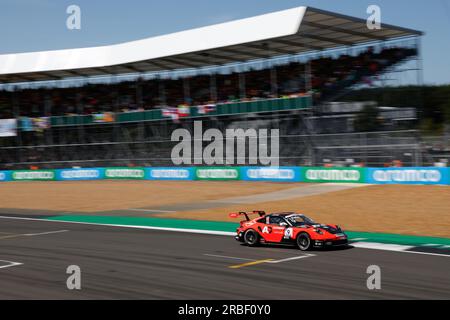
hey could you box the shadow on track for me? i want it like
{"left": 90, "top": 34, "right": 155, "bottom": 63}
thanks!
{"left": 238, "top": 242, "right": 354, "bottom": 252}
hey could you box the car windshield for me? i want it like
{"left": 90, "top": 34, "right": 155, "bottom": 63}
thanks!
{"left": 285, "top": 214, "right": 316, "bottom": 226}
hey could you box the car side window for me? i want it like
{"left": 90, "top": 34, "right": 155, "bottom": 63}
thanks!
{"left": 268, "top": 216, "right": 282, "bottom": 225}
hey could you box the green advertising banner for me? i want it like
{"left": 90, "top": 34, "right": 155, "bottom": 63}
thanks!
{"left": 302, "top": 167, "right": 365, "bottom": 183}
{"left": 104, "top": 168, "right": 145, "bottom": 180}
{"left": 12, "top": 170, "right": 56, "bottom": 181}
{"left": 195, "top": 167, "right": 240, "bottom": 181}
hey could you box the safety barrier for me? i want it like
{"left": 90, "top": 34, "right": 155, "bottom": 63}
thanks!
{"left": 366, "top": 167, "right": 449, "bottom": 185}
{"left": 0, "top": 166, "right": 449, "bottom": 185}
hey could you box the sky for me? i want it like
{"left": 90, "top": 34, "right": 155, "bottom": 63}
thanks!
{"left": 0, "top": 0, "right": 449, "bottom": 84}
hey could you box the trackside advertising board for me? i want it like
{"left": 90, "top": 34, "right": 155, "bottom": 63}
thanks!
{"left": 302, "top": 167, "right": 365, "bottom": 183}
{"left": 11, "top": 170, "right": 56, "bottom": 181}
{"left": 367, "top": 167, "right": 449, "bottom": 185}
{"left": 195, "top": 167, "right": 240, "bottom": 180}
{"left": 56, "top": 168, "right": 105, "bottom": 181}
{"left": 1, "top": 167, "right": 449, "bottom": 185}
{"left": 147, "top": 167, "right": 194, "bottom": 180}
{"left": 241, "top": 167, "right": 301, "bottom": 182}
{"left": 104, "top": 168, "right": 145, "bottom": 180}
{"left": 0, "top": 171, "right": 11, "bottom": 182}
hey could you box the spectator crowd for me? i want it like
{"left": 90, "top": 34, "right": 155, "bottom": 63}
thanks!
{"left": 0, "top": 46, "right": 416, "bottom": 119}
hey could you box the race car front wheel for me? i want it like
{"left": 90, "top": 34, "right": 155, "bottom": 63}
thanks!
{"left": 244, "top": 229, "right": 260, "bottom": 247}
{"left": 296, "top": 233, "right": 312, "bottom": 251}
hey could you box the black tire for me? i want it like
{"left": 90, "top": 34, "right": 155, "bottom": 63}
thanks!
{"left": 296, "top": 232, "right": 312, "bottom": 251}
{"left": 244, "top": 229, "right": 260, "bottom": 247}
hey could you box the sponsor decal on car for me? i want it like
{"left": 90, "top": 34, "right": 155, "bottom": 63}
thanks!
{"left": 262, "top": 226, "right": 272, "bottom": 234}
{"left": 284, "top": 227, "right": 294, "bottom": 239}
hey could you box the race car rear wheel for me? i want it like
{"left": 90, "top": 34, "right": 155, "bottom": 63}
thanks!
{"left": 296, "top": 232, "right": 311, "bottom": 251}
{"left": 244, "top": 229, "right": 260, "bottom": 247}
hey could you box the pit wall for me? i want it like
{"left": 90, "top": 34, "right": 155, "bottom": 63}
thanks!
{"left": 0, "top": 167, "right": 449, "bottom": 185}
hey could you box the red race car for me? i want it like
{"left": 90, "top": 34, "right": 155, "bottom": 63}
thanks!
{"left": 230, "top": 211, "right": 348, "bottom": 251}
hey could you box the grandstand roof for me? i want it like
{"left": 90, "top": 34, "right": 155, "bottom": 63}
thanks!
{"left": 0, "top": 6, "right": 423, "bottom": 84}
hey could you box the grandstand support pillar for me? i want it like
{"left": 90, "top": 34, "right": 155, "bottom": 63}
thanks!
{"left": 76, "top": 92, "right": 85, "bottom": 144}
{"left": 11, "top": 87, "right": 23, "bottom": 165}
{"left": 415, "top": 37, "right": 425, "bottom": 113}
{"left": 270, "top": 67, "right": 278, "bottom": 97}
{"left": 239, "top": 73, "right": 246, "bottom": 99}
{"left": 362, "top": 133, "right": 368, "bottom": 166}
{"left": 113, "top": 89, "right": 121, "bottom": 144}
{"left": 183, "top": 77, "right": 191, "bottom": 104}
{"left": 136, "top": 76, "right": 145, "bottom": 142}
{"left": 210, "top": 73, "right": 217, "bottom": 102}
{"left": 44, "top": 93, "right": 53, "bottom": 146}
{"left": 415, "top": 37, "right": 424, "bottom": 87}
{"left": 305, "top": 59, "right": 312, "bottom": 95}
{"left": 299, "top": 110, "right": 316, "bottom": 166}
{"left": 309, "top": 130, "right": 316, "bottom": 166}
{"left": 414, "top": 146, "right": 423, "bottom": 167}
{"left": 136, "top": 77, "right": 143, "bottom": 108}
{"left": 158, "top": 79, "right": 167, "bottom": 105}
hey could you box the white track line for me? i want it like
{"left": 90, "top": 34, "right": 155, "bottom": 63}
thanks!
{"left": 203, "top": 254, "right": 254, "bottom": 261}
{"left": 267, "top": 254, "right": 316, "bottom": 263}
{"left": 399, "top": 251, "right": 450, "bottom": 258}
{"left": 107, "top": 225, "right": 234, "bottom": 236}
{"left": 352, "top": 242, "right": 414, "bottom": 252}
{"left": 351, "top": 242, "right": 450, "bottom": 258}
{"left": 0, "top": 260, "right": 23, "bottom": 270}
{"left": 24, "top": 230, "right": 69, "bottom": 237}
{"left": 128, "top": 208, "right": 175, "bottom": 213}
{"left": 204, "top": 253, "right": 315, "bottom": 265}
{"left": 0, "top": 215, "right": 234, "bottom": 236}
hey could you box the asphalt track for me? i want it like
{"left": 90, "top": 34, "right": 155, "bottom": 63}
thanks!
{"left": 0, "top": 217, "right": 449, "bottom": 299}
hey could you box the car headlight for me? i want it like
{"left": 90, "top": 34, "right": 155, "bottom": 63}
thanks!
{"left": 314, "top": 228, "right": 323, "bottom": 235}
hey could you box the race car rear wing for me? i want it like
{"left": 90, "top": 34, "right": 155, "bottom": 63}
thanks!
{"left": 229, "top": 211, "right": 266, "bottom": 221}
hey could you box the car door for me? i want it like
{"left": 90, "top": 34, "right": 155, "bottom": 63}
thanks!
{"left": 260, "top": 216, "right": 286, "bottom": 243}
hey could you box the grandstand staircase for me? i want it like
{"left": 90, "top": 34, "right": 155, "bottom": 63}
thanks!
{"left": 317, "top": 54, "right": 419, "bottom": 105}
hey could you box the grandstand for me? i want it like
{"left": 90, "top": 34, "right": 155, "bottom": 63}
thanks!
{"left": 1, "top": 6, "right": 441, "bottom": 169}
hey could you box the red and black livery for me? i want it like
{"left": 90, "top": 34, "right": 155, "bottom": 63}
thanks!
{"left": 231, "top": 211, "right": 348, "bottom": 251}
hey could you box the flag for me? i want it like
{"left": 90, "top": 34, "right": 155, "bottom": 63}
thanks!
{"left": 21, "top": 117, "right": 33, "bottom": 132}
{"left": 93, "top": 112, "right": 115, "bottom": 123}
{"left": 0, "top": 119, "right": 17, "bottom": 137}
{"left": 162, "top": 107, "right": 179, "bottom": 121}
{"left": 32, "top": 117, "right": 51, "bottom": 131}
{"left": 197, "top": 104, "right": 216, "bottom": 114}
{"left": 177, "top": 105, "right": 190, "bottom": 117}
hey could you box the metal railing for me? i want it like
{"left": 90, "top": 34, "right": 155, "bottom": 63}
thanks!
{"left": 2, "top": 120, "right": 446, "bottom": 169}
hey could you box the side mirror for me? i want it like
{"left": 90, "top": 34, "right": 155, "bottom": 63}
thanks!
{"left": 280, "top": 222, "right": 288, "bottom": 227}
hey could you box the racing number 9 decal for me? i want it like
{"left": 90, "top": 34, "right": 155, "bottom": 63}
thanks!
{"left": 284, "top": 227, "right": 293, "bottom": 239}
